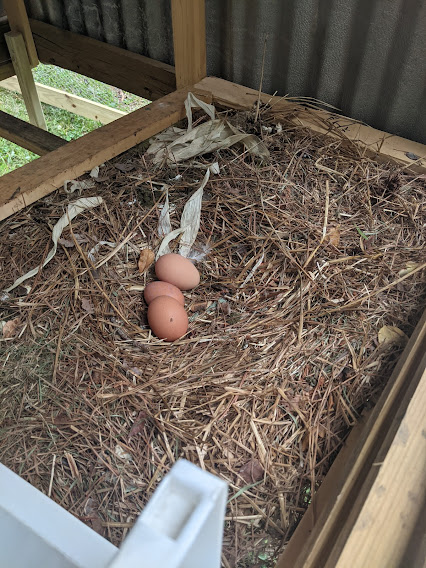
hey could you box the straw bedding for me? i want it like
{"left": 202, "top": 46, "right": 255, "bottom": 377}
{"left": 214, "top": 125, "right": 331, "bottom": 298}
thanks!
{"left": 0, "top": 104, "right": 425, "bottom": 567}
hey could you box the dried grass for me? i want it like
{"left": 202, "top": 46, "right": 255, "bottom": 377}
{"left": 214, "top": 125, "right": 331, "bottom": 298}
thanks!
{"left": 1, "top": 105, "right": 425, "bottom": 567}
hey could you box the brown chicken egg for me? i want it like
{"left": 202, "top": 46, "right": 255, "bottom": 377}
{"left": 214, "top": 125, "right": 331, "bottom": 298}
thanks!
{"left": 144, "top": 281, "right": 185, "bottom": 306}
{"left": 155, "top": 253, "right": 200, "bottom": 290}
{"left": 148, "top": 295, "right": 188, "bottom": 341}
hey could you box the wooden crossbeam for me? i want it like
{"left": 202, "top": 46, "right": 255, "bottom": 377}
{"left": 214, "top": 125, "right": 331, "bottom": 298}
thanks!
{"left": 0, "top": 109, "right": 66, "bottom": 155}
{"left": 1, "top": 76, "right": 127, "bottom": 124}
{"left": 171, "top": 0, "right": 206, "bottom": 88}
{"left": 29, "top": 19, "right": 176, "bottom": 101}
{"left": 0, "top": 85, "right": 191, "bottom": 221}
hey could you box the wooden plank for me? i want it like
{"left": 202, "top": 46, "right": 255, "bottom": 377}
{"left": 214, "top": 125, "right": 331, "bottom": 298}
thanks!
{"left": 1, "top": 76, "right": 127, "bottom": 124}
{"left": 29, "top": 19, "right": 176, "bottom": 101}
{"left": 0, "top": 85, "right": 192, "bottom": 221}
{"left": 0, "top": 20, "right": 14, "bottom": 81}
{"left": 5, "top": 31, "right": 46, "bottom": 129}
{"left": 329, "top": 361, "right": 426, "bottom": 568}
{"left": 0, "top": 20, "right": 11, "bottom": 64}
{"left": 171, "top": 0, "right": 206, "bottom": 88}
{"left": 3, "top": 0, "right": 38, "bottom": 67}
{"left": 0, "top": 61, "right": 14, "bottom": 81}
{"left": 193, "top": 77, "right": 426, "bottom": 173}
{"left": 0, "top": 109, "right": 66, "bottom": 155}
{"left": 276, "top": 309, "right": 426, "bottom": 567}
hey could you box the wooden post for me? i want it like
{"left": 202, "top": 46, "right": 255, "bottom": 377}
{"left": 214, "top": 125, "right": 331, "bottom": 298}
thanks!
{"left": 171, "top": 0, "right": 206, "bottom": 88}
{"left": 5, "top": 31, "right": 46, "bottom": 130}
{"left": 3, "top": 0, "right": 39, "bottom": 68}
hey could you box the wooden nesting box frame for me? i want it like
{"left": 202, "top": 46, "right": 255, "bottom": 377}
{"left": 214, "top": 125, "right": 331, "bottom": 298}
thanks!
{"left": 0, "top": 2, "right": 425, "bottom": 566}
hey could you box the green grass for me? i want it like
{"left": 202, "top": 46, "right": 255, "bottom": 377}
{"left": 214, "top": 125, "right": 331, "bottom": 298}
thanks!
{"left": 0, "top": 64, "right": 148, "bottom": 175}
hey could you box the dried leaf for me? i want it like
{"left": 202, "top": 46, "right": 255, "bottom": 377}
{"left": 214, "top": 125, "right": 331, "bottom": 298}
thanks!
{"left": 4, "top": 197, "right": 103, "bottom": 293}
{"left": 239, "top": 458, "right": 264, "bottom": 483}
{"left": 2, "top": 317, "right": 20, "bottom": 338}
{"left": 148, "top": 92, "right": 269, "bottom": 165}
{"left": 158, "top": 188, "right": 172, "bottom": 237}
{"left": 58, "top": 238, "right": 75, "bottom": 248}
{"left": 398, "top": 261, "right": 420, "bottom": 277}
{"left": 84, "top": 497, "right": 104, "bottom": 536}
{"left": 157, "top": 170, "right": 210, "bottom": 259}
{"left": 128, "top": 411, "right": 147, "bottom": 439}
{"left": 138, "top": 249, "right": 155, "bottom": 273}
{"left": 115, "top": 444, "right": 132, "bottom": 462}
{"left": 64, "top": 179, "right": 96, "bottom": 194}
{"left": 115, "top": 163, "right": 135, "bottom": 172}
{"left": 301, "top": 432, "right": 309, "bottom": 452}
{"left": 90, "top": 166, "right": 100, "bottom": 178}
{"left": 58, "top": 233, "right": 89, "bottom": 248}
{"left": 81, "top": 298, "right": 95, "bottom": 314}
{"left": 378, "top": 325, "right": 408, "bottom": 345}
{"left": 327, "top": 226, "right": 340, "bottom": 247}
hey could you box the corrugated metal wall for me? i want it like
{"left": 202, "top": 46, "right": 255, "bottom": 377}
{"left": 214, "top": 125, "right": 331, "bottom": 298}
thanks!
{"left": 21, "top": 0, "right": 426, "bottom": 143}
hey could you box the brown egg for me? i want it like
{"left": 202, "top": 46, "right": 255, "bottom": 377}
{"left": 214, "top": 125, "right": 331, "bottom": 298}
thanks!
{"left": 144, "top": 281, "right": 185, "bottom": 306}
{"left": 148, "top": 296, "right": 188, "bottom": 341}
{"left": 155, "top": 253, "right": 200, "bottom": 290}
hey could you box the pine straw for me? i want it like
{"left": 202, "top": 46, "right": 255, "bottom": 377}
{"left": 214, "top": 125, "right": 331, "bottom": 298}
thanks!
{"left": 1, "top": 106, "right": 425, "bottom": 567}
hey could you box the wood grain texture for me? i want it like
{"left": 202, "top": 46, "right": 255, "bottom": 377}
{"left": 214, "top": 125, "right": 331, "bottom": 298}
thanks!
{"left": 276, "top": 309, "right": 426, "bottom": 568}
{"left": 30, "top": 19, "right": 176, "bottom": 101}
{"left": 0, "top": 86, "right": 191, "bottom": 221}
{"left": 0, "top": 61, "right": 14, "bottom": 81}
{"left": 0, "top": 20, "right": 11, "bottom": 64}
{"left": 330, "top": 360, "right": 426, "bottom": 568}
{"left": 0, "top": 109, "right": 66, "bottom": 155}
{"left": 5, "top": 31, "right": 46, "bottom": 129}
{"left": 3, "top": 0, "right": 38, "bottom": 67}
{"left": 171, "top": 0, "right": 206, "bottom": 88}
{"left": 194, "top": 77, "right": 426, "bottom": 173}
{"left": 1, "top": 76, "right": 126, "bottom": 124}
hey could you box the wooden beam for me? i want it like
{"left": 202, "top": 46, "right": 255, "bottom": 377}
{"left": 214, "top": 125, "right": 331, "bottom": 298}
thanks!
{"left": 330, "top": 361, "right": 426, "bottom": 567}
{"left": 276, "top": 309, "right": 426, "bottom": 567}
{"left": 193, "top": 77, "right": 426, "bottom": 173}
{"left": 0, "top": 85, "right": 192, "bottom": 222}
{"left": 171, "top": 0, "right": 206, "bottom": 88}
{"left": 0, "top": 61, "right": 15, "bottom": 81}
{"left": 3, "top": 0, "right": 38, "bottom": 67}
{"left": 0, "top": 20, "right": 15, "bottom": 80}
{"left": 29, "top": 19, "right": 176, "bottom": 101}
{"left": 0, "top": 20, "right": 11, "bottom": 64}
{"left": 0, "top": 109, "right": 66, "bottom": 155}
{"left": 5, "top": 31, "right": 46, "bottom": 129}
{"left": 1, "top": 76, "right": 127, "bottom": 124}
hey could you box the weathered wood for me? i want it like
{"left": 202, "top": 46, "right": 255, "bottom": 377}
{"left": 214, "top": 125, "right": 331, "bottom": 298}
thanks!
{"left": 329, "top": 359, "right": 426, "bottom": 568}
{"left": 0, "top": 20, "right": 11, "bottom": 64}
{"left": 29, "top": 19, "right": 176, "bottom": 101}
{"left": 3, "top": 0, "right": 38, "bottom": 67}
{"left": 171, "top": 0, "right": 206, "bottom": 88}
{"left": 194, "top": 77, "right": 426, "bottom": 173}
{"left": 0, "top": 109, "right": 66, "bottom": 155}
{"left": 0, "top": 86, "right": 191, "bottom": 221}
{"left": 5, "top": 31, "right": 46, "bottom": 129}
{"left": 1, "top": 76, "right": 127, "bottom": 124}
{"left": 276, "top": 309, "right": 426, "bottom": 567}
{"left": 0, "top": 61, "right": 14, "bottom": 81}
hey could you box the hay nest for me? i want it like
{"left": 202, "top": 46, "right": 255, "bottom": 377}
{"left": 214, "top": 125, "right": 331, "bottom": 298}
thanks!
{"left": 1, "top": 103, "right": 425, "bottom": 567}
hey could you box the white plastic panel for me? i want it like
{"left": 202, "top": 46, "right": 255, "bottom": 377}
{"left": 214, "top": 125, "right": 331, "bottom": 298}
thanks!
{"left": 0, "top": 460, "right": 227, "bottom": 568}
